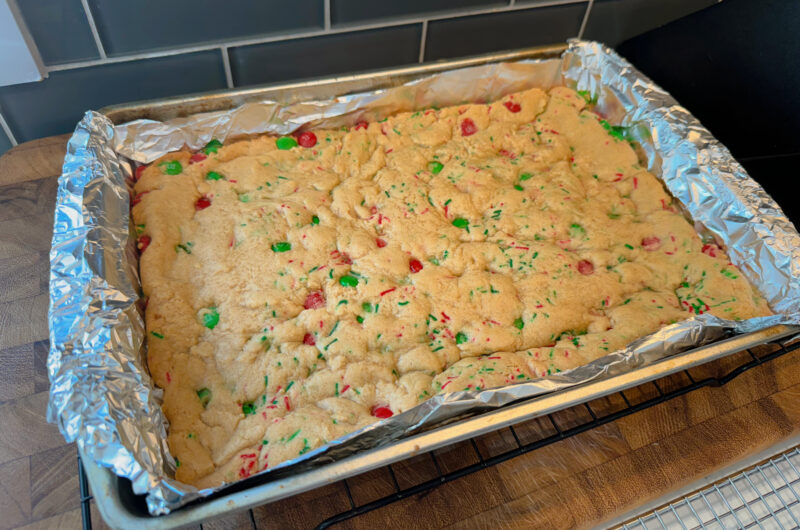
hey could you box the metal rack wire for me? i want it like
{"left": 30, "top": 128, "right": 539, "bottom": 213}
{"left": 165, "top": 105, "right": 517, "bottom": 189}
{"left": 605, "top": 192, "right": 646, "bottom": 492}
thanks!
{"left": 78, "top": 336, "right": 800, "bottom": 530}
{"left": 620, "top": 447, "right": 800, "bottom": 529}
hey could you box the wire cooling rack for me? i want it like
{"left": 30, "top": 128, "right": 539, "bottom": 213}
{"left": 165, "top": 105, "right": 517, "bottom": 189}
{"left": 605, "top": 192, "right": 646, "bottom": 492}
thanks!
{"left": 620, "top": 447, "right": 800, "bottom": 529}
{"left": 78, "top": 335, "right": 800, "bottom": 530}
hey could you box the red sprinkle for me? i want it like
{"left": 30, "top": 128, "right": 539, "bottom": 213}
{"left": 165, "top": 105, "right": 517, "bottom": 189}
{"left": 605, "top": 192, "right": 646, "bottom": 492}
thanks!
{"left": 503, "top": 101, "right": 522, "bottom": 113}
{"left": 341, "top": 384, "right": 351, "bottom": 394}
{"left": 354, "top": 121, "right": 369, "bottom": 130}
{"left": 577, "top": 259, "right": 594, "bottom": 275}
{"left": 195, "top": 196, "right": 212, "bottom": 210}
{"left": 131, "top": 190, "right": 150, "bottom": 207}
{"left": 297, "top": 131, "right": 317, "bottom": 148}
{"left": 376, "top": 238, "right": 387, "bottom": 248}
{"left": 409, "top": 258, "right": 423, "bottom": 273}
{"left": 189, "top": 152, "right": 207, "bottom": 164}
{"left": 380, "top": 287, "right": 396, "bottom": 296}
{"left": 165, "top": 371, "right": 171, "bottom": 383}
{"left": 372, "top": 405, "right": 393, "bottom": 419}
{"left": 701, "top": 243, "right": 719, "bottom": 258}
{"left": 284, "top": 396, "right": 291, "bottom": 411}
{"left": 134, "top": 165, "right": 147, "bottom": 180}
{"left": 137, "top": 235, "right": 151, "bottom": 253}
{"left": 304, "top": 290, "right": 326, "bottom": 310}
{"left": 303, "top": 333, "right": 316, "bottom": 346}
{"left": 461, "top": 118, "right": 477, "bottom": 136}
{"left": 642, "top": 236, "right": 662, "bottom": 251}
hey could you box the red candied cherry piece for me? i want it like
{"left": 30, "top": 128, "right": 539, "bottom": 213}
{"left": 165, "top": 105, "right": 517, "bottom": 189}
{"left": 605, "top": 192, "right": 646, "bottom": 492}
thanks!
{"left": 195, "top": 196, "right": 212, "bottom": 210}
{"left": 137, "top": 235, "right": 151, "bottom": 253}
{"left": 134, "top": 165, "right": 147, "bottom": 180}
{"left": 354, "top": 121, "right": 369, "bottom": 130}
{"left": 409, "top": 258, "right": 423, "bottom": 273}
{"left": 303, "top": 333, "right": 316, "bottom": 346}
{"left": 642, "top": 236, "right": 662, "bottom": 251}
{"left": 297, "top": 131, "right": 317, "bottom": 148}
{"left": 503, "top": 101, "right": 522, "bottom": 113}
{"left": 461, "top": 118, "right": 477, "bottom": 137}
{"left": 701, "top": 243, "right": 719, "bottom": 257}
{"left": 376, "top": 238, "right": 387, "bottom": 248}
{"left": 577, "top": 259, "right": 594, "bottom": 275}
{"left": 304, "top": 290, "right": 326, "bottom": 310}
{"left": 371, "top": 405, "right": 393, "bottom": 419}
{"left": 189, "top": 152, "right": 207, "bottom": 164}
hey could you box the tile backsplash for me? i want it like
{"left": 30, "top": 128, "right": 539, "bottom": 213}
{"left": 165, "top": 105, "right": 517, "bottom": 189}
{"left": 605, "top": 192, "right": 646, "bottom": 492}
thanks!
{"left": 0, "top": 0, "right": 715, "bottom": 153}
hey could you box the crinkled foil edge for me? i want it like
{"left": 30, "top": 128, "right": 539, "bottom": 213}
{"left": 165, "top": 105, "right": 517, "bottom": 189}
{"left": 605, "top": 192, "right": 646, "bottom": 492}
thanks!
{"left": 48, "top": 40, "right": 800, "bottom": 515}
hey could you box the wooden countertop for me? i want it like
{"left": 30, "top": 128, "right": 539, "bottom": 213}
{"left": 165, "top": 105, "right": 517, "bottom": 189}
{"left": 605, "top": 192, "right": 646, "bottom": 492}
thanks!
{"left": 1, "top": 137, "right": 799, "bottom": 530}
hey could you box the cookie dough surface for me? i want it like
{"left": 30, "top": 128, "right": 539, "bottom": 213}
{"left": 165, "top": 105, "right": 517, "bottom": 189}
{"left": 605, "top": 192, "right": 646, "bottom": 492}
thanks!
{"left": 133, "top": 86, "right": 771, "bottom": 487}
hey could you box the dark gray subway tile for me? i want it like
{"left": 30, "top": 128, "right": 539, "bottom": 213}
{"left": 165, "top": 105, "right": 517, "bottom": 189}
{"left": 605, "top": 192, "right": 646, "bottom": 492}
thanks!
{"left": 87, "top": 0, "right": 324, "bottom": 56}
{"left": 584, "top": 0, "right": 718, "bottom": 48}
{"left": 15, "top": 0, "right": 99, "bottom": 65}
{"left": 330, "top": 0, "right": 506, "bottom": 26}
{"left": 0, "top": 51, "right": 227, "bottom": 143}
{"left": 0, "top": 125, "right": 11, "bottom": 156}
{"left": 229, "top": 24, "right": 422, "bottom": 87}
{"left": 425, "top": 3, "right": 587, "bottom": 61}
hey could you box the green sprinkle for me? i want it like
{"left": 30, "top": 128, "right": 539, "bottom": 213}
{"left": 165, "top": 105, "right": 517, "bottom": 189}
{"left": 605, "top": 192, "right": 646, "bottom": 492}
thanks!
{"left": 287, "top": 429, "right": 301, "bottom": 441}
{"left": 150, "top": 331, "right": 164, "bottom": 339}
{"left": 514, "top": 184, "right": 524, "bottom": 191}
{"left": 276, "top": 136, "right": 298, "bottom": 150}
{"left": 336, "top": 300, "right": 348, "bottom": 307}
{"left": 428, "top": 161, "right": 444, "bottom": 174}
{"left": 519, "top": 173, "right": 532, "bottom": 181}
{"left": 206, "top": 170, "right": 223, "bottom": 181}
{"left": 271, "top": 241, "right": 292, "bottom": 252}
{"left": 624, "top": 243, "right": 634, "bottom": 250}
{"left": 452, "top": 218, "right": 469, "bottom": 229}
{"left": 197, "top": 388, "right": 211, "bottom": 407}
{"left": 324, "top": 338, "right": 338, "bottom": 350}
{"left": 513, "top": 317, "right": 524, "bottom": 330}
{"left": 159, "top": 160, "right": 182, "bottom": 175}
{"left": 311, "top": 215, "right": 320, "bottom": 225}
{"left": 455, "top": 332, "right": 468, "bottom": 344}
{"left": 286, "top": 381, "right": 294, "bottom": 391}
{"left": 202, "top": 307, "right": 220, "bottom": 329}
{"left": 398, "top": 301, "right": 409, "bottom": 306}
{"left": 339, "top": 275, "right": 358, "bottom": 287}
{"left": 242, "top": 401, "right": 256, "bottom": 415}
{"left": 239, "top": 193, "right": 250, "bottom": 203}
{"left": 175, "top": 457, "right": 180, "bottom": 467}
{"left": 203, "top": 139, "right": 222, "bottom": 154}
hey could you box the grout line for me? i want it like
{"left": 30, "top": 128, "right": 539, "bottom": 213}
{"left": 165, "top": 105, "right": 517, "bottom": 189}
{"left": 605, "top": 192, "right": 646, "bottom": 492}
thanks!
{"left": 221, "top": 47, "right": 234, "bottom": 88}
{"left": 324, "top": 0, "right": 331, "bottom": 30}
{"left": 0, "top": 111, "right": 19, "bottom": 146}
{"left": 43, "top": 0, "right": 589, "bottom": 74}
{"left": 577, "top": 0, "right": 594, "bottom": 39}
{"left": 80, "top": 0, "right": 107, "bottom": 59}
{"left": 418, "top": 20, "right": 428, "bottom": 63}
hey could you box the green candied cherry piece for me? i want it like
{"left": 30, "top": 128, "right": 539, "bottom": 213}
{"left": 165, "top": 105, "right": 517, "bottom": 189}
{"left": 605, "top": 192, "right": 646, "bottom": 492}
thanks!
{"left": 276, "top": 136, "right": 298, "bottom": 150}
{"left": 519, "top": 173, "right": 532, "bottom": 181}
{"left": 455, "top": 332, "right": 468, "bottom": 344}
{"left": 271, "top": 241, "right": 291, "bottom": 252}
{"left": 513, "top": 317, "right": 524, "bottom": 330}
{"left": 196, "top": 388, "right": 212, "bottom": 408}
{"left": 206, "top": 170, "right": 224, "bottom": 181}
{"left": 339, "top": 275, "right": 358, "bottom": 287}
{"left": 428, "top": 161, "right": 444, "bottom": 174}
{"left": 362, "top": 302, "right": 373, "bottom": 312}
{"left": 203, "top": 139, "right": 223, "bottom": 154}
{"left": 242, "top": 401, "right": 256, "bottom": 415}
{"left": 159, "top": 160, "right": 183, "bottom": 175}
{"left": 452, "top": 218, "right": 469, "bottom": 229}
{"left": 311, "top": 215, "right": 320, "bottom": 225}
{"left": 202, "top": 307, "right": 220, "bottom": 329}
{"left": 356, "top": 315, "right": 364, "bottom": 324}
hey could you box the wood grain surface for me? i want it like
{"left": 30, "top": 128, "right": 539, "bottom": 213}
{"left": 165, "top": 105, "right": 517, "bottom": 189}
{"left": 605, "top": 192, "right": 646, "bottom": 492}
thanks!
{"left": 1, "top": 138, "right": 799, "bottom": 530}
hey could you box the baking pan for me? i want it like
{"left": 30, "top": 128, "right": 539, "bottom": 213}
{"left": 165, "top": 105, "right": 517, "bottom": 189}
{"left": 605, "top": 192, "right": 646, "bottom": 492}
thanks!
{"left": 85, "top": 324, "right": 799, "bottom": 528}
{"left": 62, "top": 43, "right": 799, "bottom": 524}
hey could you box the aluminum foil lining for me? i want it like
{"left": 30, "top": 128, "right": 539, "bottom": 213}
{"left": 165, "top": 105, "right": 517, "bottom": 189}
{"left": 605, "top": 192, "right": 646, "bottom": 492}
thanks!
{"left": 48, "top": 40, "right": 800, "bottom": 515}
